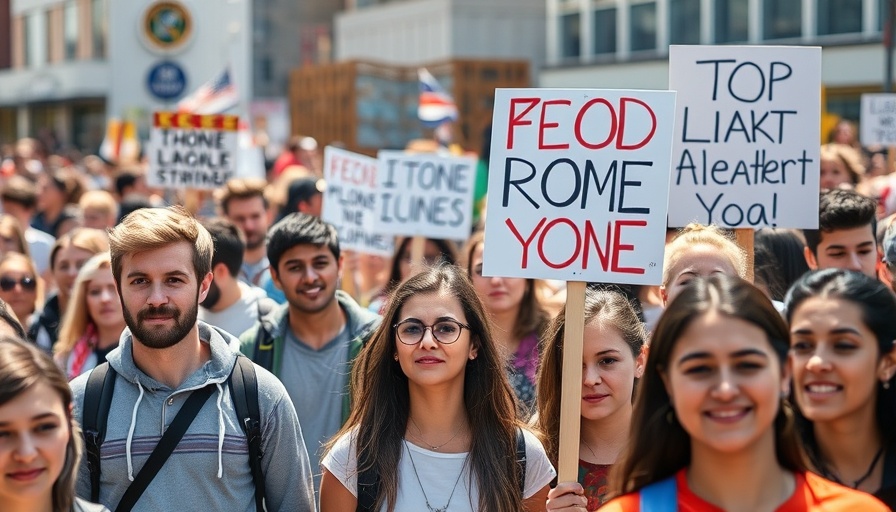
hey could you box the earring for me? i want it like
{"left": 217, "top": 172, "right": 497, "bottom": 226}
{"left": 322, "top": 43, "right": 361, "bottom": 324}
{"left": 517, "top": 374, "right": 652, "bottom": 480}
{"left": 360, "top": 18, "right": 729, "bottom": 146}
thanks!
{"left": 393, "top": 353, "right": 399, "bottom": 361}
{"left": 469, "top": 354, "right": 476, "bottom": 360}
{"left": 884, "top": 381, "right": 891, "bottom": 390}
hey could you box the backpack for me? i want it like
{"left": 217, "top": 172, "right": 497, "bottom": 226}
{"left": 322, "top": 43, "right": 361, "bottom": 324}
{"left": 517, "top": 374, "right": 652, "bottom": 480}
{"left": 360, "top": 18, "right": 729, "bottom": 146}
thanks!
{"left": 356, "top": 427, "right": 528, "bottom": 511}
{"left": 81, "top": 356, "right": 265, "bottom": 512}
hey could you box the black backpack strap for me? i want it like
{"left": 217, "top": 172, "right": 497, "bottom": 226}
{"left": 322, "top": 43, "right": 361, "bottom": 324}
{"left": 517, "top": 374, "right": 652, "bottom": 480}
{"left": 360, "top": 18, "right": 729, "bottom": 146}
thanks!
{"left": 82, "top": 362, "right": 116, "bottom": 503}
{"left": 252, "top": 320, "right": 275, "bottom": 373}
{"left": 115, "top": 385, "right": 215, "bottom": 512}
{"left": 516, "top": 427, "right": 527, "bottom": 496}
{"left": 356, "top": 442, "right": 378, "bottom": 512}
{"left": 229, "top": 355, "right": 265, "bottom": 512}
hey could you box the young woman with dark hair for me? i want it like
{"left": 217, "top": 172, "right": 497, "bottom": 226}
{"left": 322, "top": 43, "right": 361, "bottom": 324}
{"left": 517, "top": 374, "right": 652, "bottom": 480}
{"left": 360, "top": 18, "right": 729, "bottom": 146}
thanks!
{"left": 599, "top": 275, "right": 885, "bottom": 511}
{"left": 463, "top": 231, "right": 550, "bottom": 415}
{"left": 320, "top": 264, "right": 555, "bottom": 511}
{"left": 367, "top": 237, "right": 458, "bottom": 314}
{"left": 785, "top": 268, "right": 896, "bottom": 508}
{"left": 538, "top": 288, "right": 646, "bottom": 510}
{"left": 0, "top": 335, "right": 108, "bottom": 511}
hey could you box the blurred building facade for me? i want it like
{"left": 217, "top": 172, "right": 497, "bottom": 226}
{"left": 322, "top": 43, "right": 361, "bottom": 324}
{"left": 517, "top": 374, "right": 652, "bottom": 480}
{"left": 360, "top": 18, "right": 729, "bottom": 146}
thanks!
{"left": 542, "top": 0, "right": 885, "bottom": 122}
{"left": 0, "top": 0, "right": 339, "bottom": 153}
{"left": 335, "top": 0, "right": 546, "bottom": 83}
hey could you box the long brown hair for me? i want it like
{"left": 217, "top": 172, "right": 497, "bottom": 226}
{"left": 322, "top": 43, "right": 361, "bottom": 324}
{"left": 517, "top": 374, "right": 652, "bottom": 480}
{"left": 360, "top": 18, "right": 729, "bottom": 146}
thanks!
{"left": 461, "top": 230, "right": 550, "bottom": 341}
{"left": 610, "top": 275, "right": 804, "bottom": 496}
{"left": 0, "top": 335, "right": 80, "bottom": 512}
{"left": 327, "top": 264, "right": 525, "bottom": 511}
{"left": 535, "top": 287, "right": 646, "bottom": 467}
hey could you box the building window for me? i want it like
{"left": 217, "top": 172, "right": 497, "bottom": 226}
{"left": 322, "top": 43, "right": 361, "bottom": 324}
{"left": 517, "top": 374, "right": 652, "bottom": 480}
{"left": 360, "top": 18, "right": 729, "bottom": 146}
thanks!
{"left": 714, "top": 0, "right": 748, "bottom": 43}
{"left": 763, "top": 0, "right": 801, "bottom": 40}
{"left": 560, "top": 12, "right": 581, "bottom": 59}
{"left": 593, "top": 8, "right": 616, "bottom": 55}
{"left": 630, "top": 2, "right": 657, "bottom": 51}
{"left": 670, "top": 0, "right": 700, "bottom": 44}
{"left": 91, "top": 0, "right": 106, "bottom": 58}
{"left": 64, "top": 1, "right": 77, "bottom": 60}
{"left": 818, "top": 0, "right": 862, "bottom": 35}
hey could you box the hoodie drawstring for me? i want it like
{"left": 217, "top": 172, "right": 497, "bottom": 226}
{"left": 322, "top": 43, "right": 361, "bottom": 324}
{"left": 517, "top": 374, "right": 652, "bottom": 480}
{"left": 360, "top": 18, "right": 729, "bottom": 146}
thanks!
{"left": 215, "top": 382, "right": 225, "bottom": 478}
{"left": 126, "top": 377, "right": 146, "bottom": 481}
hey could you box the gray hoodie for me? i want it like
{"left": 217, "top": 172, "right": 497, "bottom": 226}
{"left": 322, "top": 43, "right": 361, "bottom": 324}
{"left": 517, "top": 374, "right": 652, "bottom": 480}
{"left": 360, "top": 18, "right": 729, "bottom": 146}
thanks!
{"left": 71, "top": 321, "right": 317, "bottom": 512}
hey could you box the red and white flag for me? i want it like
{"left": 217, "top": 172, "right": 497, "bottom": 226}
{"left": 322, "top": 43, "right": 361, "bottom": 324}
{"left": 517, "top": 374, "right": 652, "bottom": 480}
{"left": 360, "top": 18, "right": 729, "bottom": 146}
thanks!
{"left": 177, "top": 67, "right": 239, "bottom": 114}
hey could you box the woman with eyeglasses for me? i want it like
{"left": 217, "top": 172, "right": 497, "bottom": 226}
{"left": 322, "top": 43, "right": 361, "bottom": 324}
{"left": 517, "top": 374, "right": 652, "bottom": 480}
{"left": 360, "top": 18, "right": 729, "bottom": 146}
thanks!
{"left": 0, "top": 252, "right": 42, "bottom": 329}
{"left": 321, "top": 264, "right": 555, "bottom": 511}
{"left": 28, "top": 229, "right": 108, "bottom": 353}
{"left": 0, "top": 335, "right": 110, "bottom": 512}
{"left": 785, "top": 269, "right": 896, "bottom": 508}
{"left": 463, "top": 231, "right": 550, "bottom": 416}
{"left": 53, "top": 253, "right": 124, "bottom": 380}
{"left": 597, "top": 275, "right": 886, "bottom": 512}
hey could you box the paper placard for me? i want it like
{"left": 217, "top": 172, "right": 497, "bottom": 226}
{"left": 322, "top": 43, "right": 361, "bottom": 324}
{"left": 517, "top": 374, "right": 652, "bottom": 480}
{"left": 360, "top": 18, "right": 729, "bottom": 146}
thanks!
{"left": 148, "top": 112, "right": 238, "bottom": 190}
{"left": 322, "top": 146, "right": 394, "bottom": 256}
{"left": 375, "top": 151, "right": 476, "bottom": 240}
{"left": 861, "top": 94, "right": 896, "bottom": 146}
{"left": 482, "top": 88, "right": 676, "bottom": 285}
{"left": 669, "top": 45, "right": 821, "bottom": 228}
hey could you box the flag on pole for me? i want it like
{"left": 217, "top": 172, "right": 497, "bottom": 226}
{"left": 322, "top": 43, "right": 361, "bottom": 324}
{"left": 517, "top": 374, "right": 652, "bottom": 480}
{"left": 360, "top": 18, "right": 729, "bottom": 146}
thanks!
{"left": 177, "top": 67, "right": 239, "bottom": 114}
{"left": 418, "top": 68, "right": 458, "bottom": 128}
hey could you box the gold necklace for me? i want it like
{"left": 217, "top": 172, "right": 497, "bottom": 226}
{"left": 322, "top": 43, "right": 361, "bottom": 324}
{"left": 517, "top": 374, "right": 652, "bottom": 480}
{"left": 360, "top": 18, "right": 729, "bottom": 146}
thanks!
{"left": 409, "top": 417, "right": 462, "bottom": 451}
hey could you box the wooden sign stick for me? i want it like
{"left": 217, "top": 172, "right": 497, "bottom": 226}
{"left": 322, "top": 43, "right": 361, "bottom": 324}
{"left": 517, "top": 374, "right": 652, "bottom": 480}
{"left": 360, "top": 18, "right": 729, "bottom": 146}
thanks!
{"left": 410, "top": 236, "right": 426, "bottom": 277}
{"left": 734, "top": 228, "right": 755, "bottom": 283}
{"left": 557, "top": 280, "right": 587, "bottom": 482}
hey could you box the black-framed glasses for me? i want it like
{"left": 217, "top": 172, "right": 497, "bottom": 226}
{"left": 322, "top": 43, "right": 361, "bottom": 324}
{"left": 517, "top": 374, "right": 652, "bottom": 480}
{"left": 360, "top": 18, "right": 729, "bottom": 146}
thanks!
{"left": 0, "top": 276, "right": 36, "bottom": 292}
{"left": 393, "top": 319, "right": 470, "bottom": 345}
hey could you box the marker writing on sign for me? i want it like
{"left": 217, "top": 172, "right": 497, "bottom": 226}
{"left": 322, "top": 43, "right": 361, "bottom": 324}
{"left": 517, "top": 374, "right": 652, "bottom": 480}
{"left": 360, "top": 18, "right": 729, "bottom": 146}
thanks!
{"left": 504, "top": 217, "right": 647, "bottom": 274}
{"left": 505, "top": 97, "right": 657, "bottom": 151}
{"left": 675, "top": 57, "right": 812, "bottom": 228}
{"left": 379, "top": 159, "right": 470, "bottom": 228}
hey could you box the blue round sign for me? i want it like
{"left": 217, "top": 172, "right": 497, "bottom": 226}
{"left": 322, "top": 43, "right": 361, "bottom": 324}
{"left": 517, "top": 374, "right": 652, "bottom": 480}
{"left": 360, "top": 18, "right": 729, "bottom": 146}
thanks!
{"left": 147, "top": 61, "right": 187, "bottom": 101}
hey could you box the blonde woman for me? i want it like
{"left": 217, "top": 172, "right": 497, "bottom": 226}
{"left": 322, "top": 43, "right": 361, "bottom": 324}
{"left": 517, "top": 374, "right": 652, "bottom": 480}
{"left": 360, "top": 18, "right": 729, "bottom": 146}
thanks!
{"left": 29, "top": 228, "right": 109, "bottom": 351}
{"left": 54, "top": 253, "right": 124, "bottom": 380}
{"left": 661, "top": 223, "right": 747, "bottom": 305}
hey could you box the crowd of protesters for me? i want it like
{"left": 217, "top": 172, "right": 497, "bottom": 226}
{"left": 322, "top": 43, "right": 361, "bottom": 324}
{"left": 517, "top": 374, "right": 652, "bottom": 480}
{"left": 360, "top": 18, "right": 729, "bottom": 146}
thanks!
{"left": 0, "top": 122, "right": 896, "bottom": 512}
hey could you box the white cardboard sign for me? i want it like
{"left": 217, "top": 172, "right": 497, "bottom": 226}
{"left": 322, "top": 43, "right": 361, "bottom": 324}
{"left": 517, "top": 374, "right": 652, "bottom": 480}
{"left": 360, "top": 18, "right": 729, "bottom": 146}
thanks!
{"left": 861, "top": 94, "right": 896, "bottom": 146}
{"left": 375, "top": 151, "right": 476, "bottom": 240}
{"left": 147, "top": 112, "right": 238, "bottom": 190}
{"left": 668, "top": 45, "right": 821, "bottom": 229}
{"left": 322, "top": 146, "right": 394, "bottom": 256}
{"left": 482, "top": 88, "right": 676, "bottom": 285}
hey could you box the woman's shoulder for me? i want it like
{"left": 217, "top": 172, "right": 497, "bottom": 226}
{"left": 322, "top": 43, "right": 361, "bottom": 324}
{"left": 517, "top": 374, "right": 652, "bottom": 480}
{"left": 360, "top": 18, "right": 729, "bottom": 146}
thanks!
{"left": 796, "top": 472, "right": 890, "bottom": 511}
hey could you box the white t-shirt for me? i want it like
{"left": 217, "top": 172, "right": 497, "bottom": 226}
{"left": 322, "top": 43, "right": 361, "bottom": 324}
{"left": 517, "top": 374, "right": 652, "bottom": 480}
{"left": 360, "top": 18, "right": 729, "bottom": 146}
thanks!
{"left": 198, "top": 281, "right": 269, "bottom": 339}
{"left": 322, "top": 428, "right": 556, "bottom": 510}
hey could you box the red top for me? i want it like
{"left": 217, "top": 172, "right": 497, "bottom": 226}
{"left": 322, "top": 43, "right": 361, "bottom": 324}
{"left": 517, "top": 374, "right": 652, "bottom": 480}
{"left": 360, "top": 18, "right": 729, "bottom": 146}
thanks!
{"left": 600, "top": 469, "right": 889, "bottom": 511}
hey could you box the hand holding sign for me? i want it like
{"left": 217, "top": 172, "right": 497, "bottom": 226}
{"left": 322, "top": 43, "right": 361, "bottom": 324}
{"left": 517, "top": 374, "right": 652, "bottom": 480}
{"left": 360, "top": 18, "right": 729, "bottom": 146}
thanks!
{"left": 484, "top": 89, "right": 676, "bottom": 285}
{"left": 485, "top": 88, "right": 676, "bottom": 483}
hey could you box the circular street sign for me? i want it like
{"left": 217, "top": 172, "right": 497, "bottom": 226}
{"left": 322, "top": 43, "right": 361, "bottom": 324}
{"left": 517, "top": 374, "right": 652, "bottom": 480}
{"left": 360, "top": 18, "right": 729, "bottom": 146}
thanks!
{"left": 147, "top": 61, "right": 187, "bottom": 101}
{"left": 142, "top": 1, "right": 193, "bottom": 53}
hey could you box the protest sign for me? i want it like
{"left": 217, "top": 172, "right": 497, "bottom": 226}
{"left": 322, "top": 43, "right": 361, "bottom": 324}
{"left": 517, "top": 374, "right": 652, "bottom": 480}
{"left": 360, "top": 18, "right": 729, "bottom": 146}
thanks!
{"left": 148, "top": 112, "right": 238, "bottom": 190}
{"left": 861, "top": 94, "right": 896, "bottom": 146}
{"left": 375, "top": 151, "right": 476, "bottom": 240}
{"left": 322, "top": 146, "right": 394, "bottom": 256}
{"left": 668, "top": 45, "right": 821, "bottom": 229}
{"left": 483, "top": 88, "right": 677, "bottom": 285}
